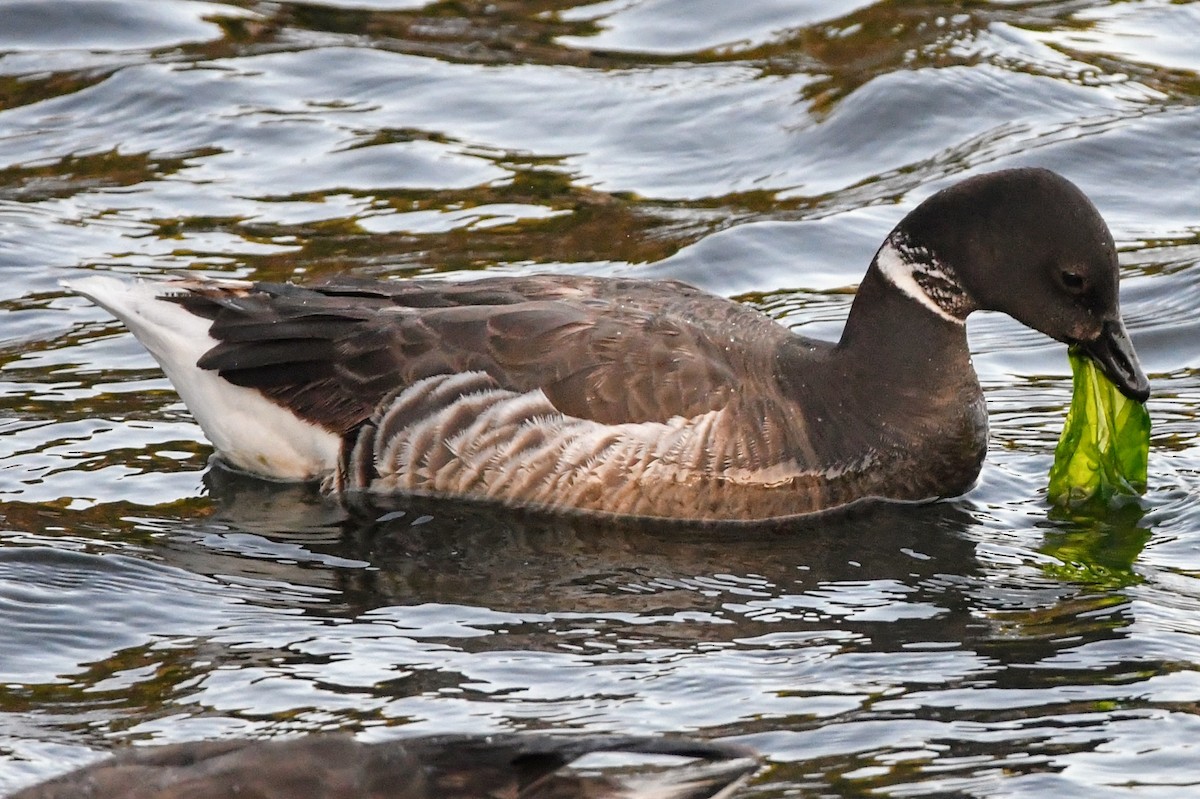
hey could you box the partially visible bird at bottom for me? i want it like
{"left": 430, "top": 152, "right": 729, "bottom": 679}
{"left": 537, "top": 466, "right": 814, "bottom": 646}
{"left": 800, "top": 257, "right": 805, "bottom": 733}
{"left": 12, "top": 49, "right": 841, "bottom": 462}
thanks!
{"left": 9, "top": 732, "right": 759, "bottom": 799}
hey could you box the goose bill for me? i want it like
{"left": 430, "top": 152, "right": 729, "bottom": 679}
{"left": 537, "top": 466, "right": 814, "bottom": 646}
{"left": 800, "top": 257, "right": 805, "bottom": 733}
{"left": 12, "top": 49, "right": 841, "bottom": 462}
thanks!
{"left": 1079, "top": 318, "right": 1150, "bottom": 402}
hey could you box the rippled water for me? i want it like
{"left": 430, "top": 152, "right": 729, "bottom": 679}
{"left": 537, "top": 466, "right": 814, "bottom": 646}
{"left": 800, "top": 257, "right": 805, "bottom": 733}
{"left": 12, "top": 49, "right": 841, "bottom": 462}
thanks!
{"left": 1, "top": 1, "right": 1198, "bottom": 796}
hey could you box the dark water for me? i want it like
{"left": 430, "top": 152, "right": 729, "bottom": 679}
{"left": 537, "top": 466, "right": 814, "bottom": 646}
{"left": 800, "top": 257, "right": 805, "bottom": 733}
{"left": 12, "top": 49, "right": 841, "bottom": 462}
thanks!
{"left": 1, "top": 1, "right": 1199, "bottom": 795}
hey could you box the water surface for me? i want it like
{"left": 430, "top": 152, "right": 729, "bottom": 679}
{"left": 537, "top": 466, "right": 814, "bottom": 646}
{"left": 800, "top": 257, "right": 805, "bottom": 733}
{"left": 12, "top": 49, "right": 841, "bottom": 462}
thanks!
{"left": 1, "top": 1, "right": 1198, "bottom": 796}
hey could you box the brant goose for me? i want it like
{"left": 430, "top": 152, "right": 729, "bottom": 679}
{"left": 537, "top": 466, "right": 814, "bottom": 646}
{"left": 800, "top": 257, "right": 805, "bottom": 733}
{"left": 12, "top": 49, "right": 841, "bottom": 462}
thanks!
{"left": 11, "top": 732, "right": 758, "bottom": 799}
{"left": 64, "top": 168, "right": 1149, "bottom": 522}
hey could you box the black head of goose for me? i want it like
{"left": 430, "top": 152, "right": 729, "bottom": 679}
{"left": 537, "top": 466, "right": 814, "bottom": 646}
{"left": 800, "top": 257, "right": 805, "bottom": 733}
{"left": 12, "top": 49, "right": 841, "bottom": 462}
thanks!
{"left": 63, "top": 167, "right": 1149, "bottom": 523}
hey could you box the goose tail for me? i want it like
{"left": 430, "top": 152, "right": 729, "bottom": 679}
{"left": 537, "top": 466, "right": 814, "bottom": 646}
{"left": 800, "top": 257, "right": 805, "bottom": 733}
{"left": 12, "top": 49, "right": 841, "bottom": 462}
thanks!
{"left": 61, "top": 274, "right": 340, "bottom": 481}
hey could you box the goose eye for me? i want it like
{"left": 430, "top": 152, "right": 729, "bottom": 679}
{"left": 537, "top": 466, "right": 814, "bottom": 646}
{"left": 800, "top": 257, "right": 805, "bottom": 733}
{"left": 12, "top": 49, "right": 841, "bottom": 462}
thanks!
{"left": 1059, "top": 270, "right": 1086, "bottom": 293}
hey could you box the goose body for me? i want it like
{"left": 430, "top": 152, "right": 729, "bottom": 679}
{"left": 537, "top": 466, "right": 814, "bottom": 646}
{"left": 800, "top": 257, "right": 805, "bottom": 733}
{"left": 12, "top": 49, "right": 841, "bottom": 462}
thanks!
{"left": 11, "top": 732, "right": 758, "bottom": 799}
{"left": 64, "top": 169, "right": 1149, "bottom": 522}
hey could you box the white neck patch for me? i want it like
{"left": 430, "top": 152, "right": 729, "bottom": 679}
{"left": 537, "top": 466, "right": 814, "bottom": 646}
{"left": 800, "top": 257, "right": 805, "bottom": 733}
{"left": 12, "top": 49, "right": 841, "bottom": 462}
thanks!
{"left": 874, "top": 236, "right": 968, "bottom": 325}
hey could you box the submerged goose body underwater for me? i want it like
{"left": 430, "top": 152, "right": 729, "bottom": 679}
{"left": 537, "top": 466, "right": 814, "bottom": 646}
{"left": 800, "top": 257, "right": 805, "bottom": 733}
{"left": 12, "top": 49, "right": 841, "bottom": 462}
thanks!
{"left": 65, "top": 168, "right": 1150, "bottom": 523}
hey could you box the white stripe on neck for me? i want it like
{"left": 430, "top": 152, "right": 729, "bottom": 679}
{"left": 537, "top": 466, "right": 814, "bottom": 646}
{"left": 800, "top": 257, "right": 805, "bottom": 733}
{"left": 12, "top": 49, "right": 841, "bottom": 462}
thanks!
{"left": 874, "top": 239, "right": 964, "bottom": 325}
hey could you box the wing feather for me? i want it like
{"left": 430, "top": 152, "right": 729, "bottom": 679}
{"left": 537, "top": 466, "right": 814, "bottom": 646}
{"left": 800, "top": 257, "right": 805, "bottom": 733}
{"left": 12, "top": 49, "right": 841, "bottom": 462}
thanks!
{"left": 171, "top": 275, "right": 793, "bottom": 434}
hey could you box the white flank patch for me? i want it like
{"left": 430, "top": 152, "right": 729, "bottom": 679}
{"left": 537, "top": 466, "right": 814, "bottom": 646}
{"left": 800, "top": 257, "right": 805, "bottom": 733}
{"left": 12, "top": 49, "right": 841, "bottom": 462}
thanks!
{"left": 62, "top": 275, "right": 340, "bottom": 480}
{"left": 873, "top": 240, "right": 964, "bottom": 325}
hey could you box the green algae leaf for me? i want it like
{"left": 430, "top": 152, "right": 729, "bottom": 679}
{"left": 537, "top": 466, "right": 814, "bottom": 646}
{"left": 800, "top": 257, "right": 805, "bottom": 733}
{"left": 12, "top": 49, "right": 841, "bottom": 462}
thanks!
{"left": 1048, "top": 348, "right": 1150, "bottom": 507}
{"left": 1040, "top": 501, "right": 1149, "bottom": 589}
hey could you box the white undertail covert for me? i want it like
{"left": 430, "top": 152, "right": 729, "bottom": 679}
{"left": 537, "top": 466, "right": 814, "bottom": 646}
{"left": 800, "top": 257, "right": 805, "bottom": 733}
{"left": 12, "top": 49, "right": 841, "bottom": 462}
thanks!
{"left": 61, "top": 276, "right": 340, "bottom": 480}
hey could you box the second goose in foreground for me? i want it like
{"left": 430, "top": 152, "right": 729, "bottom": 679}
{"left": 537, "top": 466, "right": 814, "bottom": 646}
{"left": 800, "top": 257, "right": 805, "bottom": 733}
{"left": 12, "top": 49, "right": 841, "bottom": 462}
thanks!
{"left": 64, "top": 168, "right": 1150, "bottom": 522}
{"left": 12, "top": 732, "right": 758, "bottom": 799}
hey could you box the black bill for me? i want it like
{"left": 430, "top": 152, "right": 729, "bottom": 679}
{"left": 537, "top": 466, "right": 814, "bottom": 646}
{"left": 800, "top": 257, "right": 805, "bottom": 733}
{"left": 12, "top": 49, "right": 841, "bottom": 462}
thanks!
{"left": 1079, "top": 318, "right": 1150, "bottom": 403}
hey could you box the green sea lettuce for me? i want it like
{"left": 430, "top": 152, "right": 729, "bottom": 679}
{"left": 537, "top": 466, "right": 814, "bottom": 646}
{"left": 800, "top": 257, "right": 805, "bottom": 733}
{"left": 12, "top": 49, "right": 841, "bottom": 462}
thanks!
{"left": 1048, "top": 347, "right": 1150, "bottom": 507}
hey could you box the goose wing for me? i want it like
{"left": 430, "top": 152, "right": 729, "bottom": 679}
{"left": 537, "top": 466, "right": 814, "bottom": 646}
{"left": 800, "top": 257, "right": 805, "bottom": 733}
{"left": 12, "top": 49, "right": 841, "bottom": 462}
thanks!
{"left": 175, "top": 275, "right": 791, "bottom": 434}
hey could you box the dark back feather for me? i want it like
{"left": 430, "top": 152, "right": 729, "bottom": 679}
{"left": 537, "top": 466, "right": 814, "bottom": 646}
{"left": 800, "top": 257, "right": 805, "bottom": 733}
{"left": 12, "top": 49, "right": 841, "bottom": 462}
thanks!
{"left": 171, "top": 276, "right": 797, "bottom": 434}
